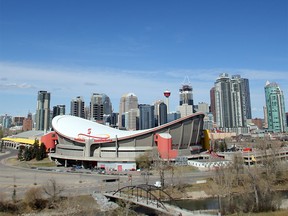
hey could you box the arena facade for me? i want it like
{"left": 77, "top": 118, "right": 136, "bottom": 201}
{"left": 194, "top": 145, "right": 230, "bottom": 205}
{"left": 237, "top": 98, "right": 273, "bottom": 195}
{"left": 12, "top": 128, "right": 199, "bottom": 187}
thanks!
{"left": 50, "top": 112, "right": 205, "bottom": 170}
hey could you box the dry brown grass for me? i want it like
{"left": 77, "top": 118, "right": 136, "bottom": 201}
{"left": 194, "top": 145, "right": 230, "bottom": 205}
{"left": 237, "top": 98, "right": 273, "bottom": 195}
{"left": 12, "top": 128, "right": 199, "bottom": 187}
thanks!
{"left": 51, "top": 195, "right": 100, "bottom": 215}
{"left": 228, "top": 209, "right": 288, "bottom": 216}
{"left": 0, "top": 193, "right": 102, "bottom": 216}
{"left": 6, "top": 157, "right": 55, "bottom": 168}
{"left": 23, "top": 187, "right": 46, "bottom": 210}
{"left": 0, "top": 192, "right": 7, "bottom": 203}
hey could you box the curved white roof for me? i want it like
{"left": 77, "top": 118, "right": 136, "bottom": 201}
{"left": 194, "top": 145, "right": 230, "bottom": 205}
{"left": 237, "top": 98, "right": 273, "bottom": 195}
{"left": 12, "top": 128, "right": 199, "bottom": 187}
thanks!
{"left": 52, "top": 115, "right": 147, "bottom": 140}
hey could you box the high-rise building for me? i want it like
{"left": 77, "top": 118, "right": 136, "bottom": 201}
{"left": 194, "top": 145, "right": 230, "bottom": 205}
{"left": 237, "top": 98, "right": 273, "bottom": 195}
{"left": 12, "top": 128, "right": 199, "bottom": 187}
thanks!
{"left": 23, "top": 112, "right": 33, "bottom": 131}
{"left": 213, "top": 73, "right": 252, "bottom": 129}
{"left": 263, "top": 106, "right": 268, "bottom": 129}
{"left": 210, "top": 87, "right": 216, "bottom": 122}
{"left": 179, "top": 84, "right": 193, "bottom": 106}
{"left": 154, "top": 100, "right": 167, "bottom": 126}
{"left": 84, "top": 106, "right": 90, "bottom": 120}
{"left": 36, "top": 90, "right": 51, "bottom": 131}
{"left": 119, "top": 93, "right": 138, "bottom": 129}
{"left": 154, "top": 100, "right": 162, "bottom": 126}
{"left": 125, "top": 109, "right": 138, "bottom": 131}
{"left": 90, "top": 93, "right": 112, "bottom": 123}
{"left": 251, "top": 118, "right": 264, "bottom": 130}
{"left": 178, "top": 81, "right": 194, "bottom": 117}
{"left": 52, "top": 105, "right": 65, "bottom": 118}
{"left": 2, "top": 115, "right": 12, "bottom": 129}
{"left": 167, "top": 111, "right": 181, "bottom": 123}
{"left": 203, "top": 113, "right": 214, "bottom": 130}
{"left": 198, "top": 102, "right": 209, "bottom": 114}
{"left": 214, "top": 73, "right": 232, "bottom": 128}
{"left": 158, "top": 102, "right": 168, "bottom": 126}
{"left": 231, "top": 75, "right": 245, "bottom": 127}
{"left": 139, "top": 104, "right": 155, "bottom": 130}
{"left": 264, "top": 81, "right": 286, "bottom": 133}
{"left": 240, "top": 77, "right": 252, "bottom": 120}
{"left": 110, "top": 112, "right": 119, "bottom": 127}
{"left": 179, "top": 104, "right": 194, "bottom": 118}
{"left": 70, "top": 96, "right": 85, "bottom": 118}
{"left": 13, "top": 116, "right": 25, "bottom": 126}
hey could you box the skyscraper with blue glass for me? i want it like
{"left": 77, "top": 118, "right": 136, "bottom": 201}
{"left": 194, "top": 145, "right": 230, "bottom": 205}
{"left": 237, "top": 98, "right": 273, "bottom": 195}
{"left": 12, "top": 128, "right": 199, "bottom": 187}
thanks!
{"left": 139, "top": 104, "right": 155, "bottom": 130}
{"left": 264, "top": 81, "right": 286, "bottom": 133}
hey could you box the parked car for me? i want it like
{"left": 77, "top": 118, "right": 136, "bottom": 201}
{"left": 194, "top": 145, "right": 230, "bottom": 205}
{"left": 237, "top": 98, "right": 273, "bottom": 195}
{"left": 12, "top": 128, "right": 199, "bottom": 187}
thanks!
{"left": 141, "top": 171, "right": 153, "bottom": 176}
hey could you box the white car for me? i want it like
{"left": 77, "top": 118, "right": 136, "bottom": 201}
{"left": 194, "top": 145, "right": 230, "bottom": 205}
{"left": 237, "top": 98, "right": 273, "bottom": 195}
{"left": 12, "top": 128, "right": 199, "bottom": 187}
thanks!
{"left": 154, "top": 181, "right": 161, "bottom": 188}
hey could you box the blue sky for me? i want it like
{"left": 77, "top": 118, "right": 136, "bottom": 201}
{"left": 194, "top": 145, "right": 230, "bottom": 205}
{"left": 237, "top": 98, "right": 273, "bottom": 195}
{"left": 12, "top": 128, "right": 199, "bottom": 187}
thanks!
{"left": 0, "top": 0, "right": 287, "bottom": 118}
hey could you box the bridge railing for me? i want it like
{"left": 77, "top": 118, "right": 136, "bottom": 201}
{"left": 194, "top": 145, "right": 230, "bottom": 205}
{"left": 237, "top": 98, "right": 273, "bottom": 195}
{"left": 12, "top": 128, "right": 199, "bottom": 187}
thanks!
{"left": 108, "top": 184, "right": 183, "bottom": 212}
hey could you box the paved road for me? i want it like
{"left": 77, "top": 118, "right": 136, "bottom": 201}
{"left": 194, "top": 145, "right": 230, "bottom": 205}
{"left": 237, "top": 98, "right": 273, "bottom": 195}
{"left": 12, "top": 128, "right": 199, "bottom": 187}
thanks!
{"left": 0, "top": 149, "right": 213, "bottom": 200}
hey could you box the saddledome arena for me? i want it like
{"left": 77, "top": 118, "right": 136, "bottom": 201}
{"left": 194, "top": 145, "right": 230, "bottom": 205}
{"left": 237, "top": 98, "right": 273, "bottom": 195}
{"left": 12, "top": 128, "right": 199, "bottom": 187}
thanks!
{"left": 50, "top": 112, "right": 205, "bottom": 170}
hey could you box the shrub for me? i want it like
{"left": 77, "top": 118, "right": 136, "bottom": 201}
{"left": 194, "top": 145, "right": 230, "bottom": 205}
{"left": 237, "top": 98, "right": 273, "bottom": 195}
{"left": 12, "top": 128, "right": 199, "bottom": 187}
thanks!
{"left": 24, "top": 187, "right": 46, "bottom": 210}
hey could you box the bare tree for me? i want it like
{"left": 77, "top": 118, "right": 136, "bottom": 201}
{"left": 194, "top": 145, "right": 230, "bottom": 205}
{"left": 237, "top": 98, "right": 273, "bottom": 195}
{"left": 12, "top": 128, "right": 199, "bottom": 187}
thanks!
{"left": 42, "top": 178, "right": 64, "bottom": 208}
{"left": 231, "top": 153, "right": 244, "bottom": 186}
{"left": 212, "top": 139, "right": 285, "bottom": 214}
{"left": 211, "top": 166, "right": 234, "bottom": 214}
{"left": 12, "top": 175, "right": 17, "bottom": 203}
{"left": 24, "top": 187, "right": 46, "bottom": 210}
{"left": 148, "top": 148, "right": 166, "bottom": 188}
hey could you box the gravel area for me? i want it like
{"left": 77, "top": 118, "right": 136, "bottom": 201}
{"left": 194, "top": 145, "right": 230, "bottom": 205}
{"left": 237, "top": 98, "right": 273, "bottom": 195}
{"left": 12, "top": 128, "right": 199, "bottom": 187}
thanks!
{"left": 92, "top": 191, "right": 119, "bottom": 211}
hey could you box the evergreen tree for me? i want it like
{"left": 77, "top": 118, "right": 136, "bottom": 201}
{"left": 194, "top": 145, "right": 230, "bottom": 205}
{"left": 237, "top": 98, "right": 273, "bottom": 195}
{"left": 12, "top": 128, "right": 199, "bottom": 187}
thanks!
{"left": 18, "top": 147, "right": 24, "bottom": 161}
{"left": 223, "top": 139, "right": 228, "bottom": 151}
{"left": 31, "top": 143, "right": 39, "bottom": 159}
{"left": 24, "top": 146, "right": 32, "bottom": 161}
{"left": 135, "top": 153, "right": 151, "bottom": 170}
{"left": 219, "top": 142, "right": 225, "bottom": 152}
{"left": 0, "top": 140, "right": 3, "bottom": 152}
{"left": 36, "top": 147, "right": 42, "bottom": 161}
{"left": 40, "top": 143, "right": 47, "bottom": 160}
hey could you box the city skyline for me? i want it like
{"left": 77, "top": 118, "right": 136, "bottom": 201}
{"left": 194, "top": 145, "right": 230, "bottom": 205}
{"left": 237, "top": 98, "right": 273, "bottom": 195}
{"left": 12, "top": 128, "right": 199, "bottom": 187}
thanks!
{"left": 0, "top": 0, "right": 287, "bottom": 118}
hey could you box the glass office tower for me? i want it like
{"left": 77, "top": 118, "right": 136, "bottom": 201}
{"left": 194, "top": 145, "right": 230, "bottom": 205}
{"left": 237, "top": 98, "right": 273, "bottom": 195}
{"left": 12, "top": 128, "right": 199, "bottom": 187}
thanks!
{"left": 265, "top": 81, "right": 286, "bottom": 133}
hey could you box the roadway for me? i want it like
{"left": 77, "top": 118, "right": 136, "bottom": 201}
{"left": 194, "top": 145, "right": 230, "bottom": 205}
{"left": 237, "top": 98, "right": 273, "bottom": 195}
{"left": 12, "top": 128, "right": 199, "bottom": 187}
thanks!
{"left": 0, "top": 149, "right": 213, "bottom": 200}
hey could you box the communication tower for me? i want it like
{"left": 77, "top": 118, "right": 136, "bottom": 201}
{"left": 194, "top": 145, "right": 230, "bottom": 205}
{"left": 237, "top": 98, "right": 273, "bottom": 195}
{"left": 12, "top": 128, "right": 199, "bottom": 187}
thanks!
{"left": 163, "top": 90, "right": 171, "bottom": 113}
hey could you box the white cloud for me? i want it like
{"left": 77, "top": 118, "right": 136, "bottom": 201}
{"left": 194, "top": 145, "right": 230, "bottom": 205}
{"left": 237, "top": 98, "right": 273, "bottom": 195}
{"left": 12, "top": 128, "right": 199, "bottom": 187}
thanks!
{"left": 0, "top": 61, "right": 287, "bottom": 118}
{"left": 0, "top": 82, "right": 34, "bottom": 89}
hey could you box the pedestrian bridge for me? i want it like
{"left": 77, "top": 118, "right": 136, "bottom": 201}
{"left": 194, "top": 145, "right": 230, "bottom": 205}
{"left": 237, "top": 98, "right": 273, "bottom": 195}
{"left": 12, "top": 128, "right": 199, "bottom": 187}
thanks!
{"left": 104, "top": 184, "right": 199, "bottom": 216}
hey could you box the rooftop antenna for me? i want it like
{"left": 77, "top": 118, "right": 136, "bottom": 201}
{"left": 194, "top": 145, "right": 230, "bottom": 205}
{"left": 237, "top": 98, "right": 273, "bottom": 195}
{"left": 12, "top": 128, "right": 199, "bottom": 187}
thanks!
{"left": 182, "top": 76, "right": 191, "bottom": 86}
